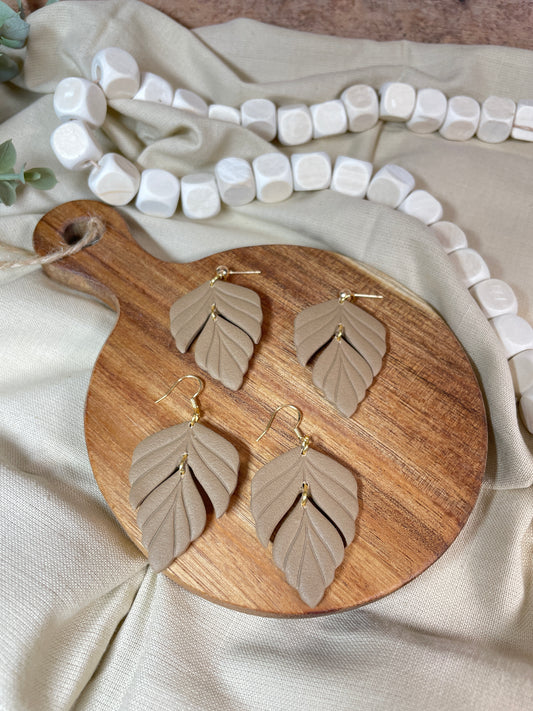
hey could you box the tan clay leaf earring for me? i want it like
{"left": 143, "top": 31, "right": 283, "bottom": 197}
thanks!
{"left": 251, "top": 405, "right": 359, "bottom": 607}
{"left": 129, "top": 375, "right": 240, "bottom": 573}
{"left": 170, "top": 266, "right": 263, "bottom": 391}
{"left": 294, "top": 289, "right": 387, "bottom": 417}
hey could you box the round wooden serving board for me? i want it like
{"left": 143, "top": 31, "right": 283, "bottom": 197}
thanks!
{"left": 33, "top": 201, "right": 487, "bottom": 617}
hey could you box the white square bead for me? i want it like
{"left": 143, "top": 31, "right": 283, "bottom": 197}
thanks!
{"left": 470, "top": 278, "right": 518, "bottom": 319}
{"left": 491, "top": 314, "right": 533, "bottom": 359}
{"left": 398, "top": 189, "right": 443, "bottom": 225}
{"left": 50, "top": 119, "right": 103, "bottom": 171}
{"left": 291, "top": 152, "right": 332, "bottom": 191}
{"left": 439, "top": 96, "right": 480, "bottom": 141}
{"left": 430, "top": 221, "right": 468, "bottom": 253}
{"left": 252, "top": 153, "right": 293, "bottom": 203}
{"left": 133, "top": 72, "right": 173, "bottom": 105}
{"left": 511, "top": 99, "right": 533, "bottom": 141}
{"left": 88, "top": 153, "right": 140, "bottom": 206}
{"left": 208, "top": 104, "right": 241, "bottom": 124}
{"left": 135, "top": 169, "right": 180, "bottom": 218}
{"left": 241, "top": 99, "right": 277, "bottom": 141}
{"left": 172, "top": 89, "right": 208, "bottom": 117}
{"left": 379, "top": 82, "right": 416, "bottom": 121}
{"left": 448, "top": 248, "right": 490, "bottom": 288}
{"left": 519, "top": 385, "right": 533, "bottom": 434}
{"left": 366, "top": 164, "right": 415, "bottom": 207}
{"left": 477, "top": 96, "right": 516, "bottom": 143}
{"left": 277, "top": 104, "right": 313, "bottom": 146}
{"left": 330, "top": 156, "right": 373, "bottom": 197}
{"left": 406, "top": 88, "right": 447, "bottom": 134}
{"left": 180, "top": 173, "right": 221, "bottom": 219}
{"left": 509, "top": 349, "right": 533, "bottom": 397}
{"left": 310, "top": 100, "right": 347, "bottom": 138}
{"left": 54, "top": 77, "right": 107, "bottom": 128}
{"left": 215, "top": 157, "right": 255, "bottom": 206}
{"left": 91, "top": 47, "right": 140, "bottom": 100}
{"left": 340, "top": 84, "right": 379, "bottom": 132}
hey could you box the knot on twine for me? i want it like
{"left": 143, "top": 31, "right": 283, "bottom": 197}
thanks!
{"left": 0, "top": 216, "right": 105, "bottom": 270}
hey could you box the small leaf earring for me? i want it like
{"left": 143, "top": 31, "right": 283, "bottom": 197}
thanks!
{"left": 169, "top": 266, "right": 263, "bottom": 391}
{"left": 294, "top": 289, "right": 387, "bottom": 416}
{"left": 251, "top": 404, "right": 359, "bottom": 607}
{"left": 129, "top": 375, "right": 240, "bottom": 573}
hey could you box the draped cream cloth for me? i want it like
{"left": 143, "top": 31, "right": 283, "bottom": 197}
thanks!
{"left": 1, "top": 1, "right": 532, "bottom": 708}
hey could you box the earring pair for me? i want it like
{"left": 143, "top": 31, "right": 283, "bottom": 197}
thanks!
{"left": 169, "top": 266, "right": 387, "bottom": 417}
{"left": 128, "top": 377, "right": 358, "bottom": 607}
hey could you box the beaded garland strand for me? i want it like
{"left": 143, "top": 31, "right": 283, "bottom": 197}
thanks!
{"left": 49, "top": 47, "right": 533, "bottom": 434}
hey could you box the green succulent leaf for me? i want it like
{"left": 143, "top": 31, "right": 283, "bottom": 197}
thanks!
{"left": 0, "top": 3, "right": 18, "bottom": 25}
{"left": 0, "top": 15, "right": 30, "bottom": 48}
{"left": 0, "top": 51, "right": 20, "bottom": 81}
{"left": 0, "top": 179, "right": 18, "bottom": 206}
{"left": 0, "top": 139, "right": 16, "bottom": 173}
{"left": 23, "top": 167, "right": 57, "bottom": 190}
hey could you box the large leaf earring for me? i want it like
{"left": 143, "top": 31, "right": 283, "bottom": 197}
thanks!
{"left": 170, "top": 266, "right": 263, "bottom": 391}
{"left": 251, "top": 404, "right": 359, "bottom": 607}
{"left": 129, "top": 375, "right": 240, "bottom": 573}
{"left": 294, "top": 289, "right": 387, "bottom": 416}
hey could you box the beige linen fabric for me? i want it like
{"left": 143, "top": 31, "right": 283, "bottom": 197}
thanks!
{"left": 0, "top": 1, "right": 532, "bottom": 709}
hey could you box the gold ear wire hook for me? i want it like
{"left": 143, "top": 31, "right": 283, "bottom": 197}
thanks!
{"left": 256, "top": 404, "right": 310, "bottom": 454}
{"left": 154, "top": 374, "right": 204, "bottom": 425}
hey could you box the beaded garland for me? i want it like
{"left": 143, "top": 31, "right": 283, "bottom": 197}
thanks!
{"left": 49, "top": 47, "right": 533, "bottom": 433}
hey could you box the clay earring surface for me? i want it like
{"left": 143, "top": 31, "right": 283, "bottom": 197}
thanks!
{"left": 294, "top": 289, "right": 387, "bottom": 416}
{"left": 251, "top": 405, "right": 359, "bottom": 607}
{"left": 170, "top": 266, "right": 263, "bottom": 391}
{"left": 129, "top": 375, "right": 239, "bottom": 573}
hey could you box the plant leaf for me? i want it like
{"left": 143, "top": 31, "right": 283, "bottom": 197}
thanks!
{"left": 251, "top": 446, "right": 358, "bottom": 606}
{"left": 24, "top": 167, "right": 57, "bottom": 190}
{"left": 0, "top": 15, "right": 30, "bottom": 48}
{"left": 0, "top": 51, "right": 20, "bottom": 81}
{"left": 0, "top": 139, "right": 15, "bottom": 173}
{"left": 0, "top": 3, "right": 17, "bottom": 25}
{"left": 169, "top": 278, "right": 262, "bottom": 389}
{"left": 129, "top": 421, "right": 239, "bottom": 572}
{"left": 0, "top": 179, "right": 17, "bottom": 206}
{"left": 294, "top": 297, "right": 387, "bottom": 415}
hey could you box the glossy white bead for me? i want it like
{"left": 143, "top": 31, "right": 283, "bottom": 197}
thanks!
{"left": 439, "top": 96, "right": 480, "bottom": 141}
{"left": 91, "top": 47, "right": 140, "bottom": 100}
{"left": 180, "top": 173, "right": 220, "bottom": 219}
{"left": 53, "top": 77, "right": 107, "bottom": 128}
{"left": 88, "top": 153, "right": 140, "bottom": 206}
{"left": 430, "top": 221, "right": 468, "bottom": 253}
{"left": 406, "top": 88, "right": 447, "bottom": 133}
{"left": 291, "top": 152, "right": 332, "bottom": 191}
{"left": 330, "top": 156, "right": 373, "bottom": 198}
{"left": 518, "top": 385, "right": 533, "bottom": 434}
{"left": 252, "top": 153, "right": 293, "bottom": 203}
{"left": 511, "top": 99, "right": 533, "bottom": 141}
{"left": 241, "top": 99, "right": 277, "bottom": 141}
{"left": 470, "top": 278, "right": 518, "bottom": 318}
{"left": 214, "top": 157, "right": 255, "bottom": 206}
{"left": 133, "top": 72, "right": 173, "bottom": 105}
{"left": 491, "top": 314, "right": 533, "bottom": 359}
{"left": 50, "top": 120, "right": 103, "bottom": 171}
{"left": 477, "top": 96, "right": 516, "bottom": 143}
{"left": 172, "top": 89, "right": 208, "bottom": 117}
{"left": 448, "top": 248, "right": 490, "bottom": 288}
{"left": 366, "top": 163, "right": 415, "bottom": 207}
{"left": 509, "top": 350, "right": 533, "bottom": 397}
{"left": 310, "top": 100, "right": 347, "bottom": 138}
{"left": 208, "top": 104, "right": 241, "bottom": 124}
{"left": 277, "top": 104, "right": 313, "bottom": 146}
{"left": 135, "top": 169, "right": 180, "bottom": 218}
{"left": 379, "top": 82, "right": 416, "bottom": 121}
{"left": 340, "top": 84, "right": 379, "bottom": 132}
{"left": 398, "top": 189, "right": 443, "bottom": 225}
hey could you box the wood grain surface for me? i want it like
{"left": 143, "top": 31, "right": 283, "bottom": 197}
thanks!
{"left": 22, "top": 0, "right": 533, "bottom": 50}
{"left": 33, "top": 201, "right": 487, "bottom": 617}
